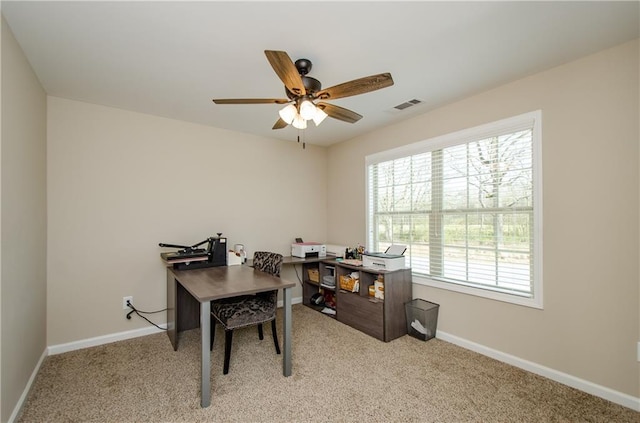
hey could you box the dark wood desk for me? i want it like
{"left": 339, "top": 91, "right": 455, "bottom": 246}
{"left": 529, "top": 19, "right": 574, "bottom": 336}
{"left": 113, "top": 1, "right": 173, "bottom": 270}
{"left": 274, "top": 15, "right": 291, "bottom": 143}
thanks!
{"left": 285, "top": 255, "right": 412, "bottom": 342}
{"left": 166, "top": 265, "right": 295, "bottom": 408}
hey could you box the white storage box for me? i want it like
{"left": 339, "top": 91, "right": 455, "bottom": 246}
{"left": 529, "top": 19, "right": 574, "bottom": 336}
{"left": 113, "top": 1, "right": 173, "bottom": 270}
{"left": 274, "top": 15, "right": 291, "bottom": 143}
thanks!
{"left": 227, "top": 252, "right": 242, "bottom": 266}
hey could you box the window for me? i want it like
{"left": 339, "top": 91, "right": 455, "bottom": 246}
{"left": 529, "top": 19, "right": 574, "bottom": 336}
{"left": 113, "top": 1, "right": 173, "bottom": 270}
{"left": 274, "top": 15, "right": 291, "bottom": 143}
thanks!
{"left": 366, "top": 111, "right": 542, "bottom": 308}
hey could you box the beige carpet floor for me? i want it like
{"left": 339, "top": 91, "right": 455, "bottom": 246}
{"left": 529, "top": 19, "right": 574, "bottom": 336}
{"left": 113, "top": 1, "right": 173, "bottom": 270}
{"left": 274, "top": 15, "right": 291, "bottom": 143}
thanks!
{"left": 17, "top": 304, "right": 639, "bottom": 422}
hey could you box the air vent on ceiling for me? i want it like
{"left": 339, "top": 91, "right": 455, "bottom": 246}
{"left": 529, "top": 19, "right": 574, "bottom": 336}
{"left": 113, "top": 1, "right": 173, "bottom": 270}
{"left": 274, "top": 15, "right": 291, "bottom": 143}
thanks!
{"left": 393, "top": 99, "right": 422, "bottom": 110}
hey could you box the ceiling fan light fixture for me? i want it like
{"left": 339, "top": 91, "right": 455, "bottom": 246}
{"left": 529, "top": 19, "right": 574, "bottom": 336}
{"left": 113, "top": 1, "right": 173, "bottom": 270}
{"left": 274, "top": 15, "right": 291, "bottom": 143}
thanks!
{"left": 299, "top": 99, "right": 317, "bottom": 121}
{"left": 292, "top": 114, "right": 307, "bottom": 129}
{"left": 214, "top": 50, "right": 394, "bottom": 136}
{"left": 312, "top": 107, "right": 328, "bottom": 126}
{"left": 278, "top": 104, "right": 297, "bottom": 124}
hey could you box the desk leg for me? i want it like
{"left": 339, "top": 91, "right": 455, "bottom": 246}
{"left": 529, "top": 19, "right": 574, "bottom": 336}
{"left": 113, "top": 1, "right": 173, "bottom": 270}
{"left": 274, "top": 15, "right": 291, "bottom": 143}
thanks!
{"left": 167, "top": 271, "right": 177, "bottom": 351}
{"left": 200, "top": 300, "right": 211, "bottom": 408}
{"left": 283, "top": 287, "right": 292, "bottom": 377}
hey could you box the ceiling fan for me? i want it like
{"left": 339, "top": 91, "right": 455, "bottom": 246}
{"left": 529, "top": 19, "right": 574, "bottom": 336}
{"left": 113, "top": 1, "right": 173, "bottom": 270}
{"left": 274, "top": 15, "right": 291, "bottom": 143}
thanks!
{"left": 212, "top": 50, "right": 394, "bottom": 131}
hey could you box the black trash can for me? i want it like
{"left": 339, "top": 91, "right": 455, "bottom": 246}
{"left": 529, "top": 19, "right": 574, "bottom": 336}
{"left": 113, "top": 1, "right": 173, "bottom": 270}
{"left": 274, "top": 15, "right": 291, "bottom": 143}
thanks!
{"left": 405, "top": 299, "right": 439, "bottom": 341}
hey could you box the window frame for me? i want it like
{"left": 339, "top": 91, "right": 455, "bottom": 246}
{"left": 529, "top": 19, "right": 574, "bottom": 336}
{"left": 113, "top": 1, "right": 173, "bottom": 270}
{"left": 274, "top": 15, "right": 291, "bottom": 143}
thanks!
{"left": 365, "top": 111, "right": 543, "bottom": 309}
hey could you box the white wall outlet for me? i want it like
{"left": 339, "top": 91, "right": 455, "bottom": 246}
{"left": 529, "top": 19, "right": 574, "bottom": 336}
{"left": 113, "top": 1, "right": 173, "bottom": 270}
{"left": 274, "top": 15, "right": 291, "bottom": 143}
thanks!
{"left": 123, "top": 296, "right": 133, "bottom": 310}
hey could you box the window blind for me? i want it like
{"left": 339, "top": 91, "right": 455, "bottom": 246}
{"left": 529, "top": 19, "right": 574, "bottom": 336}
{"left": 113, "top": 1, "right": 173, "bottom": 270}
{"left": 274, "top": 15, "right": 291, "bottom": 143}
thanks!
{"left": 367, "top": 112, "right": 541, "bottom": 301}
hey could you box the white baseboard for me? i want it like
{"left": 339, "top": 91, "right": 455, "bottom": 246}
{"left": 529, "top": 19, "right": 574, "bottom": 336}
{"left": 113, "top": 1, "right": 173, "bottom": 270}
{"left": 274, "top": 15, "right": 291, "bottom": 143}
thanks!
{"left": 277, "top": 295, "right": 303, "bottom": 308}
{"left": 436, "top": 330, "right": 640, "bottom": 412}
{"left": 48, "top": 295, "right": 304, "bottom": 356}
{"left": 48, "top": 324, "right": 167, "bottom": 355}
{"left": 8, "top": 348, "right": 47, "bottom": 423}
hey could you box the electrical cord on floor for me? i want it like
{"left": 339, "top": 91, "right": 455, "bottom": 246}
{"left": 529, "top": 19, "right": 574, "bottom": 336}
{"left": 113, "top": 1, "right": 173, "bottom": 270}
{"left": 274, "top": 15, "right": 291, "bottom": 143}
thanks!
{"left": 126, "top": 301, "right": 167, "bottom": 331}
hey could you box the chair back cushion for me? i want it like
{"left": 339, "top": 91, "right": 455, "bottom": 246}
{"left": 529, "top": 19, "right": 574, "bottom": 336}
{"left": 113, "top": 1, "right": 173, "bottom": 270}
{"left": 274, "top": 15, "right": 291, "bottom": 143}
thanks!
{"left": 252, "top": 251, "right": 283, "bottom": 277}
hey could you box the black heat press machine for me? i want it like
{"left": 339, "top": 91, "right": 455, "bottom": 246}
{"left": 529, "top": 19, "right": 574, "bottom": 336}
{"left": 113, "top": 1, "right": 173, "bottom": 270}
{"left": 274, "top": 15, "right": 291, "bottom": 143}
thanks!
{"left": 159, "top": 233, "right": 227, "bottom": 270}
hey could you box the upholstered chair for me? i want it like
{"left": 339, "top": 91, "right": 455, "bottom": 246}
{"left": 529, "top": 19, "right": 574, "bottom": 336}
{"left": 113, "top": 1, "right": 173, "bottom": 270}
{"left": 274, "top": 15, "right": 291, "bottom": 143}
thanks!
{"left": 210, "top": 251, "right": 283, "bottom": 374}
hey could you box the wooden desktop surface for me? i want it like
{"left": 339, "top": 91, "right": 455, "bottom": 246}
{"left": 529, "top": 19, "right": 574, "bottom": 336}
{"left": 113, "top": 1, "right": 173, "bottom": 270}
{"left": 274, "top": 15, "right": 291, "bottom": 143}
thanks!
{"left": 170, "top": 265, "right": 295, "bottom": 302}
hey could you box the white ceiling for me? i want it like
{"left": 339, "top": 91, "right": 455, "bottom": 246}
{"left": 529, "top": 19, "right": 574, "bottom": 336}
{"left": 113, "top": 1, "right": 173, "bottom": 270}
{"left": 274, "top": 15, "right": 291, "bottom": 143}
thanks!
{"left": 3, "top": 1, "right": 639, "bottom": 147}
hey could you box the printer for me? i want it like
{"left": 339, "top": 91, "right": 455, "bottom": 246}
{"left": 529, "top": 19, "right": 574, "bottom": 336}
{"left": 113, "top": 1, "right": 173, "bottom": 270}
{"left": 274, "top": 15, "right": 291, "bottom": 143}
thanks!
{"left": 291, "top": 242, "right": 326, "bottom": 258}
{"left": 362, "top": 253, "right": 405, "bottom": 271}
{"left": 362, "top": 244, "right": 407, "bottom": 271}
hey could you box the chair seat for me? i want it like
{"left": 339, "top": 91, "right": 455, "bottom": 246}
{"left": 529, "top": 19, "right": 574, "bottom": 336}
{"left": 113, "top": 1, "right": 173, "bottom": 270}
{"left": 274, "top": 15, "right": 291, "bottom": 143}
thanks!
{"left": 211, "top": 291, "right": 277, "bottom": 330}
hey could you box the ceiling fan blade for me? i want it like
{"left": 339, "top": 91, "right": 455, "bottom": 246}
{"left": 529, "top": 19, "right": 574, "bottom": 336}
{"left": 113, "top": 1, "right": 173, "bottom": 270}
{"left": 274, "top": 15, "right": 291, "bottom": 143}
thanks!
{"left": 317, "top": 102, "right": 362, "bottom": 124}
{"left": 315, "top": 73, "right": 394, "bottom": 100}
{"left": 272, "top": 118, "right": 288, "bottom": 130}
{"left": 212, "top": 98, "right": 290, "bottom": 104}
{"left": 264, "top": 50, "right": 306, "bottom": 96}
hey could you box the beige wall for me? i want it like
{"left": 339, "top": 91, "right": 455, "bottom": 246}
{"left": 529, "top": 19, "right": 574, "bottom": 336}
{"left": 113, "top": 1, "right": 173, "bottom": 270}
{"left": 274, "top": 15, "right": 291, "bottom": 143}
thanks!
{"left": 46, "top": 97, "right": 327, "bottom": 345}
{"left": 0, "top": 17, "right": 48, "bottom": 423}
{"left": 327, "top": 40, "right": 639, "bottom": 397}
